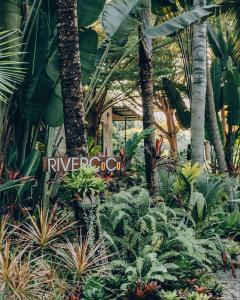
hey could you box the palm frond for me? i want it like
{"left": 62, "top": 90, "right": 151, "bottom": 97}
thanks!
{"left": 0, "top": 30, "right": 25, "bottom": 103}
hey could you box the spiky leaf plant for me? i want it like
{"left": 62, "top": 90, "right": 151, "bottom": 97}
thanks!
{"left": 16, "top": 205, "right": 75, "bottom": 251}
{"left": 0, "top": 240, "right": 50, "bottom": 300}
{"left": 55, "top": 237, "right": 110, "bottom": 284}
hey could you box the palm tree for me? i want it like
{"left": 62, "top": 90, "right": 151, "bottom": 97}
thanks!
{"left": 138, "top": 3, "right": 156, "bottom": 195}
{"left": 56, "top": 0, "right": 88, "bottom": 157}
{"left": 190, "top": 0, "right": 207, "bottom": 166}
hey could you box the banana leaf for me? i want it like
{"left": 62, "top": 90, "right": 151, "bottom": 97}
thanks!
{"left": 162, "top": 77, "right": 190, "bottom": 129}
{"left": 16, "top": 150, "right": 41, "bottom": 198}
{"left": 44, "top": 80, "right": 63, "bottom": 127}
{"left": 78, "top": 0, "right": 106, "bottom": 27}
{"left": 102, "top": 0, "right": 147, "bottom": 45}
{"left": 211, "top": 58, "right": 223, "bottom": 112}
{"left": 223, "top": 69, "right": 240, "bottom": 125}
{"left": 79, "top": 28, "right": 98, "bottom": 84}
{"left": 207, "top": 22, "right": 227, "bottom": 62}
{"left": 20, "top": 9, "right": 53, "bottom": 122}
{"left": 147, "top": 5, "right": 219, "bottom": 38}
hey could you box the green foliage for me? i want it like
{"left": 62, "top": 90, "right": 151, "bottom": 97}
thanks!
{"left": 0, "top": 150, "right": 41, "bottom": 201}
{"left": 0, "top": 31, "right": 25, "bottom": 102}
{"left": 147, "top": 5, "right": 219, "bottom": 38}
{"left": 88, "top": 137, "right": 101, "bottom": 156}
{"left": 79, "top": 28, "right": 99, "bottom": 84}
{"left": 100, "top": 187, "right": 221, "bottom": 295}
{"left": 223, "top": 67, "right": 240, "bottom": 125}
{"left": 63, "top": 167, "right": 105, "bottom": 198}
{"left": 210, "top": 58, "right": 223, "bottom": 112}
{"left": 160, "top": 290, "right": 179, "bottom": 300}
{"left": 222, "top": 238, "right": 240, "bottom": 257}
{"left": 102, "top": 0, "right": 147, "bottom": 45}
{"left": 175, "top": 163, "right": 202, "bottom": 193}
{"left": 78, "top": 0, "right": 106, "bottom": 27}
{"left": 187, "top": 293, "right": 210, "bottom": 300}
{"left": 151, "top": 0, "right": 178, "bottom": 16}
{"left": 113, "top": 253, "right": 178, "bottom": 286}
{"left": 162, "top": 77, "right": 190, "bottom": 129}
{"left": 125, "top": 128, "right": 155, "bottom": 158}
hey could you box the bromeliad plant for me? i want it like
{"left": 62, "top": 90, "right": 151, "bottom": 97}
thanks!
{"left": 16, "top": 205, "right": 75, "bottom": 252}
{"left": 0, "top": 240, "right": 51, "bottom": 300}
{"left": 55, "top": 237, "right": 110, "bottom": 284}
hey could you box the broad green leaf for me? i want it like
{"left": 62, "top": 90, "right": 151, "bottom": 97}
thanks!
{"left": 147, "top": 5, "right": 219, "bottom": 38}
{"left": 45, "top": 49, "right": 59, "bottom": 81}
{"left": 207, "top": 22, "right": 227, "bottom": 62}
{"left": 162, "top": 77, "right": 190, "bottom": 129}
{"left": 190, "top": 191, "right": 206, "bottom": 221}
{"left": 211, "top": 58, "right": 223, "bottom": 111}
{"left": 78, "top": 0, "right": 106, "bottom": 27}
{"left": 102, "top": 0, "right": 147, "bottom": 44}
{"left": 17, "top": 150, "right": 41, "bottom": 198}
{"left": 22, "top": 70, "right": 53, "bottom": 122}
{"left": 21, "top": 10, "right": 53, "bottom": 122}
{"left": 0, "top": 179, "right": 25, "bottom": 193}
{"left": 44, "top": 80, "right": 64, "bottom": 127}
{"left": 223, "top": 69, "right": 240, "bottom": 125}
{"left": 79, "top": 28, "right": 98, "bottom": 84}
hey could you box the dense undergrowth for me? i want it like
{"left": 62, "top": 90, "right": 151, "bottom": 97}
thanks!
{"left": 0, "top": 161, "right": 240, "bottom": 300}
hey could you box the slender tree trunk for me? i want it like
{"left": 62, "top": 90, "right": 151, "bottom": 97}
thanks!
{"left": 139, "top": 4, "right": 156, "bottom": 195}
{"left": 206, "top": 60, "right": 228, "bottom": 173}
{"left": 226, "top": 124, "right": 234, "bottom": 174}
{"left": 191, "top": 0, "right": 207, "bottom": 166}
{"left": 56, "top": 0, "right": 88, "bottom": 157}
{"left": 56, "top": 0, "right": 88, "bottom": 238}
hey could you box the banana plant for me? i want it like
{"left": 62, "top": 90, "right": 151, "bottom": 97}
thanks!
{"left": 18, "top": 0, "right": 105, "bottom": 127}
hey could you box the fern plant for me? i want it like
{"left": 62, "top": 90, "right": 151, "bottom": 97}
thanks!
{"left": 125, "top": 128, "right": 155, "bottom": 158}
{"left": 100, "top": 187, "right": 221, "bottom": 293}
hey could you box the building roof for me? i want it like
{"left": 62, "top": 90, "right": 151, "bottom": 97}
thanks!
{"left": 112, "top": 106, "right": 141, "bottom": 121}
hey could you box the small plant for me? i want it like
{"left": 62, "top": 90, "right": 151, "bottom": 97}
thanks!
{"left": 17, "top": 205, "right": 75, "bottom": 251}
{"left": 222, "top": 238, "right": 240, "bottom": 257}
{"left": 63, "top": 167, "right": 105, "bottom": 204}
{"left": 160, "top": 290, "right": 179, "bottom": 300}
{"left": 124, "top": 128, "right": 155, "bottom": 158}
{"left": 0, "top": 240, "right": 50, "bottom": 299}
{"left": 0, "top": 215, "right": 10, "bottom": 250}
{"left": 186, "top": 292, "right": 210, "bottom": 300}
{"left": 125, "top": 280, "right": 161, "bottom": 299}
{"left": 175, "top": 163, "right": 202, "bottom": 193}
{"left": 55, "top": 237, "right": 110, "bottom": 283}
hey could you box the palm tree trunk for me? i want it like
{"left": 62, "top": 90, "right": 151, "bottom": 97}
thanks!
{"left": 206, "top": 60, "right": 228, "bottom": 173}
{"left": 56, "top": 0, "right": 88, "bottom": 157}
{"left": 139, "top": 4, "right": 156, "bottom": 195}
{"left": 56, "top": 0, "right": 88, "bottom": 238}
{"left": 191, "top": 0, "right": 207, "bottom": 166}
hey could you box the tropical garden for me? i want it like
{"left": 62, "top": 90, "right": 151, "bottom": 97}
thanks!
{"left": 1, "top": 0, "right": 240, "bottom": 299}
